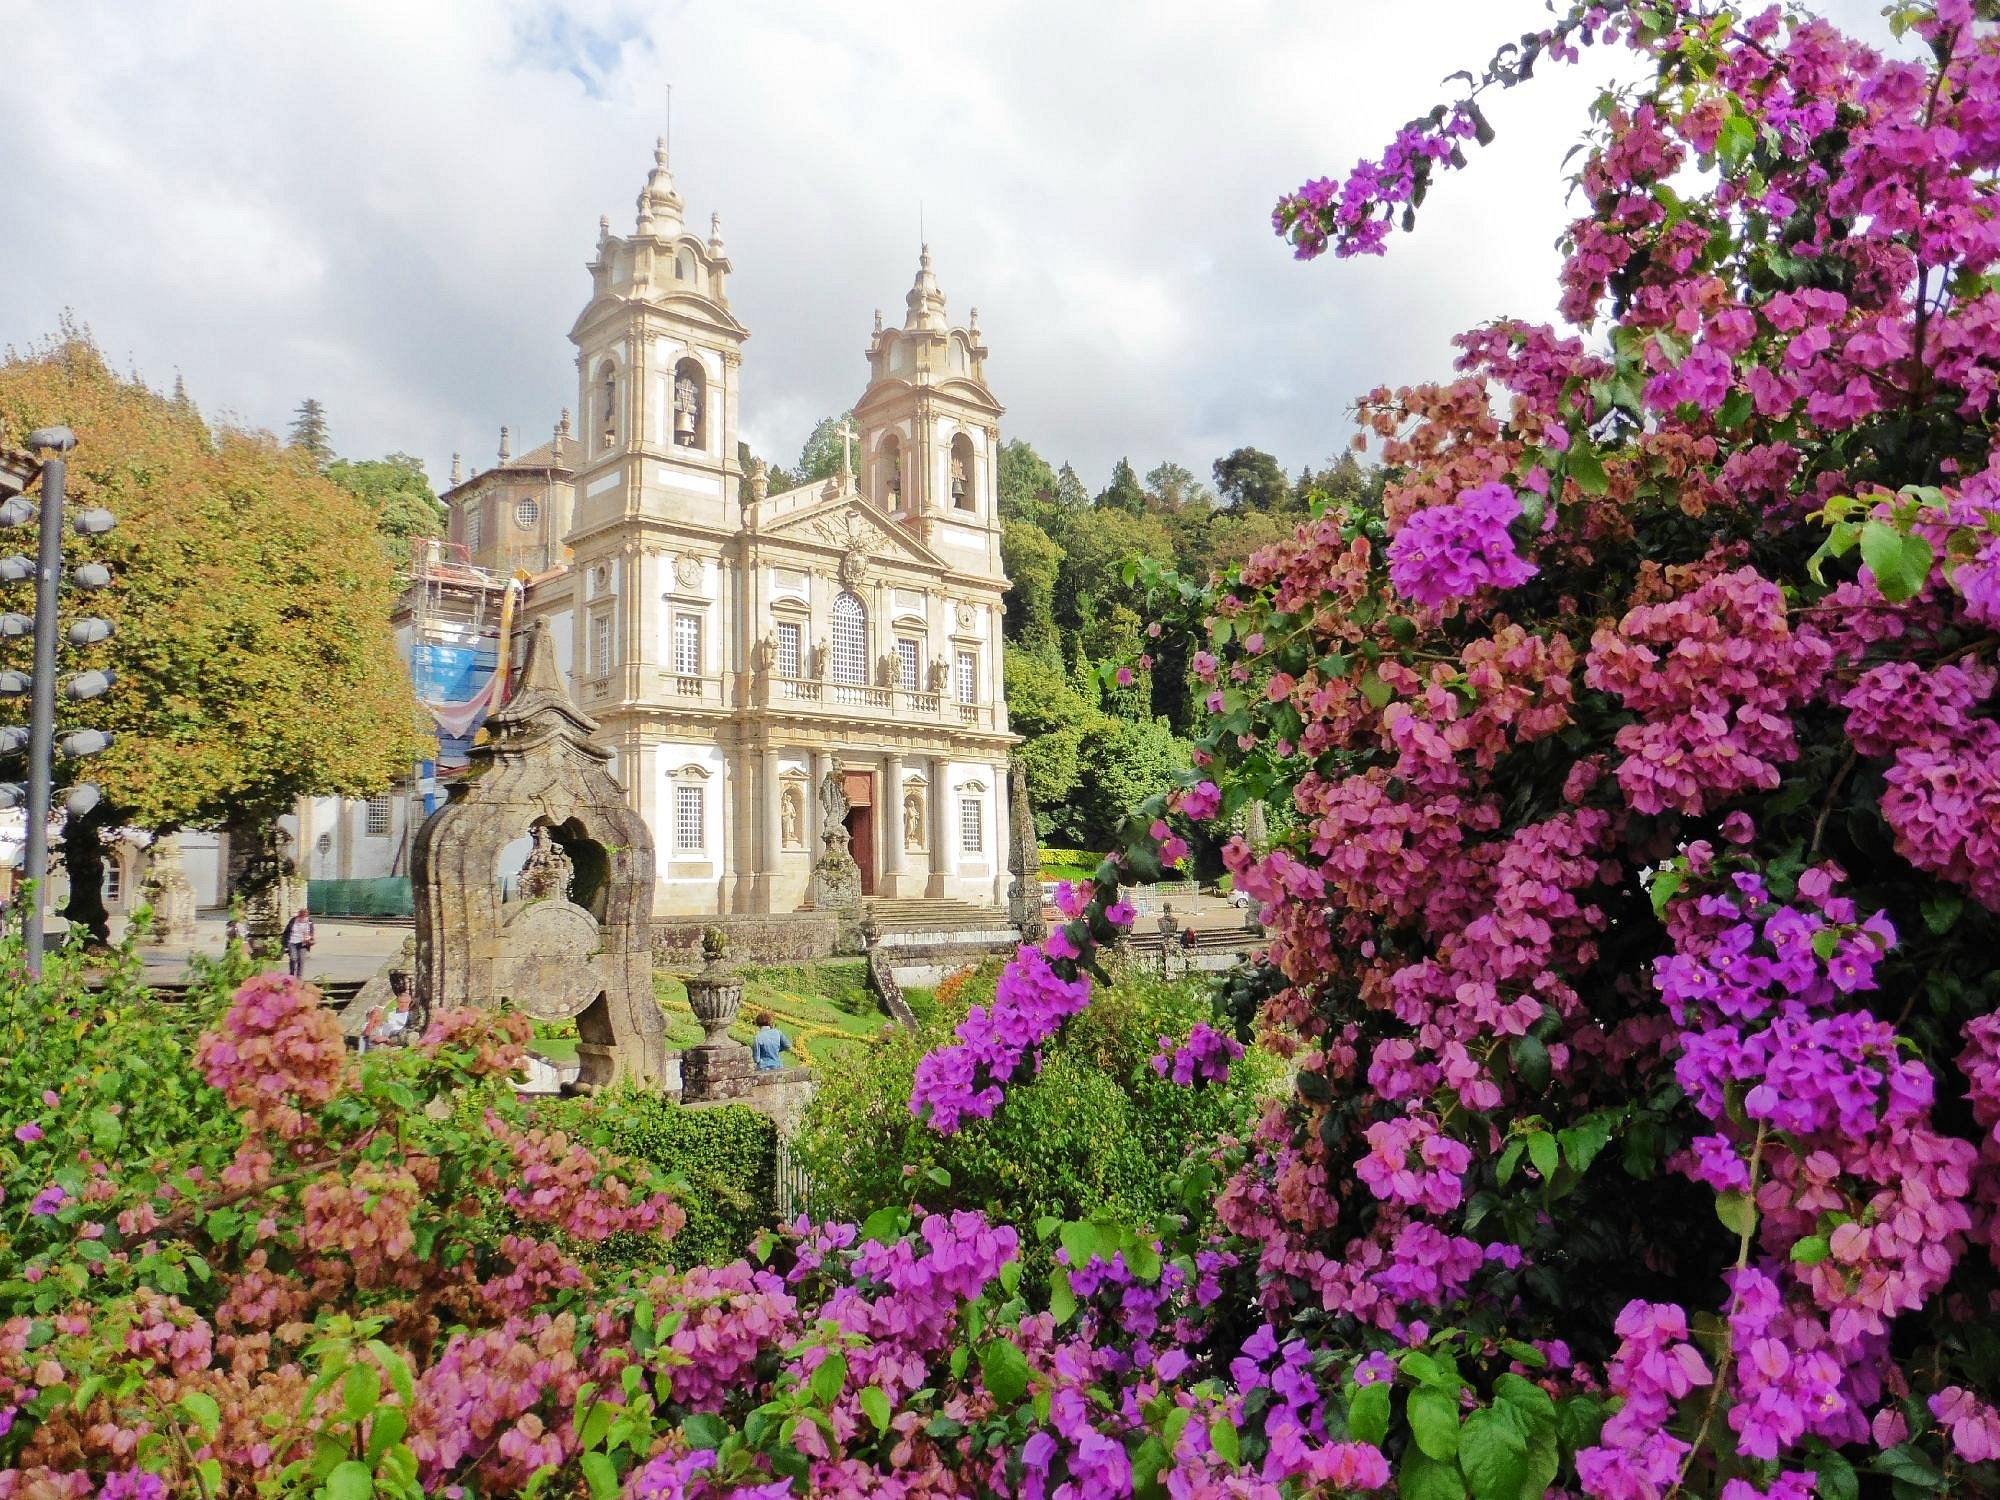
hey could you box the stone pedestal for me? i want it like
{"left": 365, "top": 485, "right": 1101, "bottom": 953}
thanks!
{"left": 143, "top": 834, "right": 199, "bottom": 947}
{"left": 682, "top": 1040, "right": 756, "bottom": 1101}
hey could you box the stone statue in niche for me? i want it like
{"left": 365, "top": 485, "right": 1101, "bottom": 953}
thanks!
{"left": 878, "top": 652, "right": 898, "bottom": 688}
{"left": 928, "top": 658, "right": 950, "bottom": 693}
{"left": 781, "top": 784, "right": 804, "bottom": 849}
{"left": 515, "top": 825, "right": 574, "bottom": 904}
{"left": 813, "top": 639, "right": 830, "bottom": 680}
{"left": 674, "top": 373, "right": 700, "bottom": 446}
{"left": 904, "top": 788, "right": 926, "bottom": 852}
{"left": 753, "top": 634, "right": 776, "bottom": 677}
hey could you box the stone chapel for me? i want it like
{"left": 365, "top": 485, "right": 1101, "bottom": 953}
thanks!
{"left": 431, "top": 140, "right": 1017, "bottom": 919}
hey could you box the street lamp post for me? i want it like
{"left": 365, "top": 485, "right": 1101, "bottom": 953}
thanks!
{"left": 22, "top": 427, "right": 76, "bottom": 975}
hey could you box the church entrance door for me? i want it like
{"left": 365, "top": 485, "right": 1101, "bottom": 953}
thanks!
{"left": 843, "top": 770, "right": 876, "bottom": 896}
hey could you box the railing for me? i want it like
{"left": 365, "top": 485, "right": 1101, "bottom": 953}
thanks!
{"left": 900, "top": 689, "right": 942, "bottom": 715}
{"left": 831, "top": 683, "right": 892, "bottom": 710}
{"left": 671, "top": 674, "right": 705, "bottom": 697}
{"left": 775, "top": 1138, "right": 812, "bottom": 1221}
{"left": 958, "top": 703, "right": 980, "bottom": 726}
{"left": 776, "top": 676, "right": 822, "bottom": 703}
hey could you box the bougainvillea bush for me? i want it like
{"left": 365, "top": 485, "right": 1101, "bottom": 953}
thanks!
{"left": 11, "top": 1, "right": 2000, "bottom": 1496}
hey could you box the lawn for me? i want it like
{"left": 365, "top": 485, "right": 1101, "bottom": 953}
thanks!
{"left": 653, "top": 959, "right": 895, "bottom": 1067}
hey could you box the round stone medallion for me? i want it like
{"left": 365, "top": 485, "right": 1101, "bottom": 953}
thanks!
{"left": 496, "top": 898, "right": 603, "bottom": 1020}
{"left": 839, "top": 548, "right": 868, "bottom": 587}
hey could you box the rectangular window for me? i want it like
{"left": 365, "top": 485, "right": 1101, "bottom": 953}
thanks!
{"left": 593, "top": 614, "right": 614, "bottom": 675}
{"left": 365, "top": 794, "right": 392, "bottom": 837}
{"left": 673, "top": 613, "right": 702, "bottom": 677}
{"left": 776, "top": 620, "right": 802, "bottom": 678}
{"left": 959, "top": 796, "right": 983, "bottom": 854}
{"left": 955, "top": 648, "right": 977, "bottom": 706}
{"left": 465, "top": 502, "right": 483, "bottom": 553}
{"left": 674, "top": 784, "right": 705, "bottom": 852}
{"left": 103, "top": 859, "right": 122, "bottom": 903}
{"left": 896, "top": 638, "right": 920, "bottom": 692}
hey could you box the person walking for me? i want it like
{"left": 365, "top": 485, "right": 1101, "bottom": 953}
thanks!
{"left": 281, "top": 906, "right": 315, "bottom": 979}
{"left": 751, "top": 1011, "right": 793, "bottom": 1072}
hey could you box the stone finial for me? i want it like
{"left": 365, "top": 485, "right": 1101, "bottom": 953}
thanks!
{"left": 708, "top": 210, "right": 725, "bottom": 255}
{"left": 970, "top": 305, "right": 981, "bottom": 336}
{"left": 498, "top": 426, "right": 511, "bottom": 464}
{"left": 598, "top": 214, "right": 611, "bottom": 245}
{"left": 873, "top": 308, "right": 883, "bottom": 335}
{"left": 904, "top": 242, "right": 947, "bottom": 331}
{"left": 449, "top": 452, "right": 462, "bottom": 486}
{"left": 636, "top": 132, "right": 682, "bottom": 237}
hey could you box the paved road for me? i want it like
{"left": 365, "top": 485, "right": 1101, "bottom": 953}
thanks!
{"left": 86, "top": 915, "right": 414, "bottom": 987}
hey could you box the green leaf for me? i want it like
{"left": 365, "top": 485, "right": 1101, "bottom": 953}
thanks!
{"left": 1648, "top": 868, "right": 1684, "bottom": 917}
{"left": 1526, "top": 1132, "right": 1559, "bottom": 1182}
{"left": 579, "top": 1450, "right": 619, "bottom": 1500}
{"left": 1870, "top": 1444, "right": 1947, "bottom": 1492}
{"left": 179, "top": 1390, "right": 220, "bottom": 1439}
{"left": 1360, "top": 671, "right": 1393, "bottom": 711}
{"left": 809, "top": 1352, "right": 848, "bottom": 1406}
{"left": 1566, "top": 447, "right": 1609, "bottom": 496}
{"left": 1717, "top": 389, "right": 1753, "bottom": 429}
{"left": 924, "top": 1166, "right": 952, "bottom": 1189}
{"left": 1859, "top": 519, "right": 1934, "bottom": 603}
{"left": 859, "top": 1206, "right": 907, "bottom": 1244}
{"left": 1496, "top": 1140, "right": 1525, "bottom": 1187}
{"left": 682, "top": 1412, "right": 727, "bottom": 1451}
{"left": 1458, "top": 1408, "right": 1529, "bottom": 1500}
{"left": 324, "top": 1461, "right": 373, "bottom": 1500}
{"left": 1556, "top": 1115, "right": 1613, "bottom": 1175}
{"left": 1716, "top": 1189, "right": 1758, "bottom": 1238}
{"left": 1510, "top": 1035, "right": 1551, "bottom": 1093}
{"left": 1401, "top": 1446, "right": 1469, "bottom": 1500}
{"left": 859, "top": 1386, "right": 892, "bottom": 1435}
{"left": 1347, "top": 1380, "right": 1392, "bottom": 1447}
{"left": 342, "top": 1362, "right": 380, "bottom": 1423}
{"left": 1409, "top": 1385, "right": 1462, "bottom": 1461}
{"left": 365, "top": 1406, "right": 408, "bottom": 1467}
{"left": 1790, "top": 1234, "right": 1831, "bottom": 1265}
{"left": 1208, "top": 1413, "right": 1241, "bottom": 1466}
{"left": 1921, "top": 891, "right": 1964, "bottom": 935}
{"left": 1049, "top": 1268, "right": 1078, "bottom": 1325}
{"left": 1811, "top": 1447, "right": 1859, "bottom": 1500}
{"left": 1500, "top": 1341, "right": 1548, "bottom": 1369}
{"left": 980, "top": 1338, "right": 1030, "bottom": 1407}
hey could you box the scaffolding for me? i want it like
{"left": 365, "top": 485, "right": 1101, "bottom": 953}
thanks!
{"left": 408, "top": 537, "right": 518, "bottom": 768}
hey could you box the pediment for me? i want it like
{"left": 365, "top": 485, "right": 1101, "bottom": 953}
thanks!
{"left": 762, "top": 493, "right": 950, "bottom": 572}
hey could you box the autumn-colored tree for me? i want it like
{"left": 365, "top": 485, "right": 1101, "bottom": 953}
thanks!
{"left": 0, "top": 334, "right": 430, "bottom": 933}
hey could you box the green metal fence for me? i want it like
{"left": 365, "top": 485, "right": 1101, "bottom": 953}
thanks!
{"left": 307, "top": 877, "right": 414, "bottom": 918}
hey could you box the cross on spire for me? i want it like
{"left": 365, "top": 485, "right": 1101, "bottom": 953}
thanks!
{"left": 837, "top": 418, "right": 856, "bottom": 483}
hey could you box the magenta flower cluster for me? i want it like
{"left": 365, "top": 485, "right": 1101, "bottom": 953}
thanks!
{"left": 1385, "top": 481, "right": 1539, "bottom": 608}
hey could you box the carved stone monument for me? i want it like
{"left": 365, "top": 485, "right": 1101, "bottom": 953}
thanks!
{"left": 1007, "top": 759, "right": 1045, "bottom": 940}
{"left": 142, "top": 833, "right": 199, "bottom": 947}
{"left": 411, "top": 619, "right": 665, "bottom": 1089}
{"left": 808, "top": 768, "right": 861, "bottom": 912}
{"left": 239, "top": 827, "right": 306, "bottom": 944}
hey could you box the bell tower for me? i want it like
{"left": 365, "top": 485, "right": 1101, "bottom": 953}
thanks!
{"left": 852, "top": 246, "right": 1004, "bottom": 578}
{"left": 568, "top": 138, "right": 748, "bottom": 542}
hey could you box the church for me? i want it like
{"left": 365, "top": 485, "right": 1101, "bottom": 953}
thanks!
{"left": 371, "top": 139, "right": 1018, "bottom": 919}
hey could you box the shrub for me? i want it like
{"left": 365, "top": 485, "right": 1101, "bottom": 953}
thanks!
{"left": 543, "top": 1091, "right": 777, "bottom": 1267}
{"left": 793, "top": 960, "right": 1270, "bottom": 1275}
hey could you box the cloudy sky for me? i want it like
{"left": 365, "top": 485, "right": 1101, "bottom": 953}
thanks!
{"left": 3, "top": 0, "right": 1896, "bottom": 494}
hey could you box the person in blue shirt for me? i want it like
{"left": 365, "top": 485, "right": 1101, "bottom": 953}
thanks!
{"left": 751, "top": 1011, "right": 793, "bottom": 1071}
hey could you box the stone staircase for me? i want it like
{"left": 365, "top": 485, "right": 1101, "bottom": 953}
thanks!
{"left": 862, "top": 897, "right": 1012, "bottom": 933}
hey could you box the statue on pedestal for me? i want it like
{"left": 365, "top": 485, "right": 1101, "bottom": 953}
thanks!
{"left": 142, "top": 833, "right": 199, "bottom": 947}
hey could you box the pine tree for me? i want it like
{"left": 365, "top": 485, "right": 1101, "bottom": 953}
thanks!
{"left": 289, "top": 397, "right": 332, "bottom": 469}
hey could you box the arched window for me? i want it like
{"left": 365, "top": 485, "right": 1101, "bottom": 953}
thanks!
{"left": 595, "top": 361, "right": 618, "bottom": 453}
{"left": 949, "top": 432, "right": 976, "bottom": 511}
{"left": 675, "top": 250, "right": 695, "bottom": 282}
{"left": 831, "top": 591, "right": 867, "bottom": 686}
{"left": 876, "top": 432, "right": 903, "bottom": 508}
{"left": 672, "top": 357, "right": 706, "bottom": 450}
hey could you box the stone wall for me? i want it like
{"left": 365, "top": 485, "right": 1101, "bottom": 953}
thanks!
{"left": 651, "top": 912, "right": 847, "bottom": 967}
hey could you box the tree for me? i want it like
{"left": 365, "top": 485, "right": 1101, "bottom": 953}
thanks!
{"left": 793, "top": 410, "right": 856, "bottom": 487}
{"left": 326, "top": 453, "right": 446, "bottom": 580}
{"left": 1052, "top": 462, "right": 1089, "bottom": 511}
{"left": 1144, "top": 460, "right": 1212, "bottom": 512}
{"left": 1210, "top": 445, "right": 1290, "bottom": 512}
{"left": 1000, "top": 519, "right": 1062, "bottom": 661}
{"left": 288, "top": 397, "right": 331, "bottom": 469}
{"left": 1093, "top": 457, "right": 1147, "bottom": 515}
{"left": 1063, "top": 713, "right": 1187, "bottom": 849}
{"left": 997, "top": 438, "right": 1058, "bottom": 522}
{"left": 0, "top": 336, "right": 431, "bottom": 931}
{"left": 1003, "top": 645, "right": 1095, "bottom": 828}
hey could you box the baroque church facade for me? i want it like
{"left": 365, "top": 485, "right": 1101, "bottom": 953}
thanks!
{"left": 428, "top": 141, "right": 1016, "bottom": 918}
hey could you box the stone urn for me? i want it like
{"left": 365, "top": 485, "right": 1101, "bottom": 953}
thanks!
{"left": 684, "top": 927, "right": 743, "bottom": 1043}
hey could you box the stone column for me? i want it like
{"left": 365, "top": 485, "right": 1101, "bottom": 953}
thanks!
{"left": 989, "top": 764, "right": 1011, "bottom": 908}
{"left": 809, "top": 749, "right": 832, "bottom": 857}
{"left": 881, "top": 753, "right": 906, "bottom": 895}
{"left": 761, "top": 746, "right": 782, "bottom": 909}
{"left": 927, "top": 755, "right": 949, "bottom": 897}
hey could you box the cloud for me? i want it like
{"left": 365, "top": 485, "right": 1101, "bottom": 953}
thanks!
{"left": 0, "top": 0, "right": 1904, "bottom": 492}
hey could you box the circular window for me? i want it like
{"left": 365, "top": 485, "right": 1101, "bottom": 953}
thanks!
{"left": 515, "top": 497, "right": 540, "bottom": 529}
